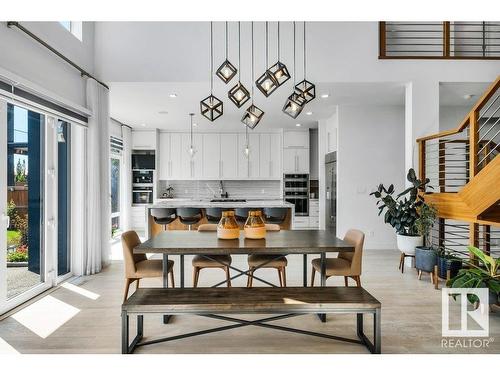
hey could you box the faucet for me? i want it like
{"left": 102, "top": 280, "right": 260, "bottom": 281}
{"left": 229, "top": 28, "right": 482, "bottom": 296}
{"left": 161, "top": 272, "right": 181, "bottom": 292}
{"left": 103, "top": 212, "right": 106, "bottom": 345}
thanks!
{"left": 219, "top": 180, "right": 228, "bottom": 198}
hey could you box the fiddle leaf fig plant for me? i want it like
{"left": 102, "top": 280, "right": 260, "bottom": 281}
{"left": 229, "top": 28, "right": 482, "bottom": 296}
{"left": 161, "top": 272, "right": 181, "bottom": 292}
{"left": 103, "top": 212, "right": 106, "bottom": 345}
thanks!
{"left": 370, "top": 168, "right": 433, "bottom": 236}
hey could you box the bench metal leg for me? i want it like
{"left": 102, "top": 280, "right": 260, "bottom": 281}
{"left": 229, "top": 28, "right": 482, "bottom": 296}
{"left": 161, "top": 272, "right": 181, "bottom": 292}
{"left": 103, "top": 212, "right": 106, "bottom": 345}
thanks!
{"left": 122, "top": 313, "right": 144, "bottom": 354}
{"left": 121, "top": 312, "right": 129, "bottom": 354}
{"left": 180, "top": 254, "right": 185, "bottom": 288}
{"left": 303, "top": 254, "right": 307, "bottom": 287}
{"left": 356, "top": 309, "right": 381, "bottom": 354}
{"left": 162, "top": 254, "right": 171, "bottom": 324}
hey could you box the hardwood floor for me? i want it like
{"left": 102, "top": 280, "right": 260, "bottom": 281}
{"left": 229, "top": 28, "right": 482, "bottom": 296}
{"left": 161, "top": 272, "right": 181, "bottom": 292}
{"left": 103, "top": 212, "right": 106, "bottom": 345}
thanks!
{"left": 0, "top": 249, "right": 498, "bottom": 354}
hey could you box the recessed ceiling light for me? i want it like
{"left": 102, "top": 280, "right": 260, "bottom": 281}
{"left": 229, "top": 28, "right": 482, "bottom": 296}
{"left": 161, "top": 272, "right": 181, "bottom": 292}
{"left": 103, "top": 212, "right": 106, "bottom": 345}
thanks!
{"left": 463, "top": 94, "right": 475, "bottom": 100}
{"left": 140, "top": 123, "right": 146, "bottom": 127}
{"left": 306, "top": 111, "right": 313, "bottom": 115}
{"left": 296, "top": 123, "right": 302, "bottom": 127}
{"left": 320, "top": 94, "right": 329, "bottom": 99}
{"left": 169, "top": 93, "right": 177, "bottom": 98}
{"left": 158, "top": 110, "right": 168, "bottom": 115}
{"left": 193, "top": 123, "right": 198, "bottom": 127}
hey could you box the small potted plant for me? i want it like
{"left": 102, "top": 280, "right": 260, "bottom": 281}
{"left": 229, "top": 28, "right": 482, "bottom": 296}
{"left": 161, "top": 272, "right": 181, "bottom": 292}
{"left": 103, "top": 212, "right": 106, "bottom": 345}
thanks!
{"left": 414, "top": 203, "right": 437, "bottom": 273}
{"left": 370, "top": 168, "right": 432, "bottom": 262}
{"left": 437, "top": 248, "right": 462, "bottom": 280}
{"left": 447, "top": 246, "right": 499, "bottom": 307}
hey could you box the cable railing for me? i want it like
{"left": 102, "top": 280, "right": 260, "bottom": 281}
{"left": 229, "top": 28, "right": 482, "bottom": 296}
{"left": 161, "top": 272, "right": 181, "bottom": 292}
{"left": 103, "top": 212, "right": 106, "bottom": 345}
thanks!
{"left": 380, "top": 21, "right": 500, "bottom": 59}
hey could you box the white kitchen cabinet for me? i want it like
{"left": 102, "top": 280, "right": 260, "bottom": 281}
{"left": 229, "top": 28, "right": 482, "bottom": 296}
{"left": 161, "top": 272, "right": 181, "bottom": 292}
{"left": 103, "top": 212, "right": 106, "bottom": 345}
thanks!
{"left": 132, "top": 130, "right": 157, "bottom": 149}
{"left": 220, "top": 133, "right": 238, "bottom": 179}
{"left": 158, "top": 132, "right": 171, "bottom": 180}
{"left": 248, "top": 133, "right": 260, "bottom": 178}
{"left": 259, "top": 134, "right": 271, "bottom": 178}
{"left": 283, "top": 131, "right": 309, "bottom": 148}
{"left": 270, "top": 133, "right": 281, "bottom": 179}
{"left": 169, "top": 133, "right": 183, "bottom": 179}
{"left": 237, "top": 133, "right": 249, "bottom": 178}
{"left": 181, "top": 133, "right": 203, "bottom": 179}
{"left": 131, "top": 206, "right": 147, "bottom": 231}
{"left": 283, "top": 148, "right": 310, "bottom": 174}
{"left": 202, "top": 133, "right": 221, "bottom": 179}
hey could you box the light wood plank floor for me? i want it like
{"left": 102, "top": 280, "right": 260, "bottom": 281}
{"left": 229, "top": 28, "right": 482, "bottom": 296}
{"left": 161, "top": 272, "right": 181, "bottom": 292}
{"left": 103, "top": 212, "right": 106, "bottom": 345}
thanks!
{"left": 0, "top": 249, "right": 498, "bottom": 354}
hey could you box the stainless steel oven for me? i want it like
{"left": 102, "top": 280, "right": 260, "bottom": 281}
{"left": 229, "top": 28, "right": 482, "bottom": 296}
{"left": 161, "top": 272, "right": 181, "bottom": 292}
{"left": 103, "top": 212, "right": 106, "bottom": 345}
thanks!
{"left": 132, "top": 170, "right": 154, "bottom": 184}
{"left": 132, "top": 186, "right": 153, "bottom": 205}
{"left": 284, "top": 174, "right": 309, "bottom": 216}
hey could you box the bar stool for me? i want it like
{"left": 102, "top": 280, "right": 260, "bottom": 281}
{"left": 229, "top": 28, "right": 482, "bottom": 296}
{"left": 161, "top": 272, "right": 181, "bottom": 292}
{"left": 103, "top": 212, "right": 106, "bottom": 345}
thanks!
{"left": 150, "top": 208, "right": 177, "bottom": 231}
{"left": 235, "top": 207, "right": 260, "bottom": 223}
{"left": 192, "top": 224, "right": 232, "bottom": 287}
{"left": 176, "top": 207, "right": 203, "bottom": 231}
{"left": 205, "top": 207, "right": 223, "bottom": 223}
{"left": 263, "top": 207, "right": 288, "bottom": 225}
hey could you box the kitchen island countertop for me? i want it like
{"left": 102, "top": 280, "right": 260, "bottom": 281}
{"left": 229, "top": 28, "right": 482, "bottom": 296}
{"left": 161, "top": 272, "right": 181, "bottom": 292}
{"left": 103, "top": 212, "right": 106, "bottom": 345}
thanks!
{"left": 148, "top": 199, "right": 294, "bottom": 209}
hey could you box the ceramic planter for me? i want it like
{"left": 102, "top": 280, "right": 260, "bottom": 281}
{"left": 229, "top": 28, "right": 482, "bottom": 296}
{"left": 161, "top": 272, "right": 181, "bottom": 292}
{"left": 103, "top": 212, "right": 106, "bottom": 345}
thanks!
{"left": 437, "top": 256, "right": 462, "bottom": 279}
{"left": 415, "top": 246, "right": 437, "bottom": 273}
{"left": 396, "top": 234, "right": 423, "bottom": 256}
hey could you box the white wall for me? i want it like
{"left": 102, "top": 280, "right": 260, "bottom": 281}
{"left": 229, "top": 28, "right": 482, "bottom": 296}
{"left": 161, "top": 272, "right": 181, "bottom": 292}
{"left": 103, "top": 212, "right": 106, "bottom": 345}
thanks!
{"left": 440, "top": 106, "right": 471, "bottom": 131}
{"left": 0, "top": 22, "right": 95, "bottom": 107}
{"left": 337, "top": 105, "right": 405, "bottom": 249}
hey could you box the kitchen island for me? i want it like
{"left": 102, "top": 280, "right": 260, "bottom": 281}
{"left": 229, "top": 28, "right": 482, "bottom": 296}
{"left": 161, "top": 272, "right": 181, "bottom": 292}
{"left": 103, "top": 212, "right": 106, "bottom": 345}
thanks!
{"left": 146, "top": 199, "right": 294, "bottom": 238}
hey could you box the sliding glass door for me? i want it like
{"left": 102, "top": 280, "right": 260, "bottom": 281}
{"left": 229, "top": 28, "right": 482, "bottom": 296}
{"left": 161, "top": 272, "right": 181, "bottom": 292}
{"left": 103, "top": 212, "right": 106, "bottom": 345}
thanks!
{"left": 0, "top": 99, "right": 73, "bottom": 314}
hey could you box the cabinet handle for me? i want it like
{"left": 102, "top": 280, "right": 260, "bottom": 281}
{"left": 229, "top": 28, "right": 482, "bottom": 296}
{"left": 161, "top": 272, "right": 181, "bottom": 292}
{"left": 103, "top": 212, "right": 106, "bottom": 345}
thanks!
{"left": 269, "top": 160, "right": 273, "bottom": 176}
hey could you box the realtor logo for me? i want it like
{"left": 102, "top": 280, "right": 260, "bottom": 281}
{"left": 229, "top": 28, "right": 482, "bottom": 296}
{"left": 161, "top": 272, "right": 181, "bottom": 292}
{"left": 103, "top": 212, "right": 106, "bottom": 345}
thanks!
{"left": 442, "top": 288, "right": 489, "bottom": 337}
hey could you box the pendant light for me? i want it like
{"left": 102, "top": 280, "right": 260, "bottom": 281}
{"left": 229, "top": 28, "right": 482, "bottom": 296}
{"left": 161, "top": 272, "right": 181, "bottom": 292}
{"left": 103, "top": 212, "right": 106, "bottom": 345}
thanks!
{"left": 187, "top": 113, "right": 197, "bottom": 158}
{"left": 243, "top": 125, "right": 250, "bottom": 158}
{"left": 295, "top": 21, "right": 316, "bottom": 103}
{"left": 256, "top": 22, "right": 278, "bottom": 97}
{"left": 283, "top": 21, "right": 306, "bottom": 119}
{"left": 216, "top": 22, "right": 237, "bottom": 84}
{"left": 200, "top": 22, "right": 223, "bottom": 122}
{"left": 228, "top": 22, "right": 251, "bottom": 108}
{"left": 242, "top": 22, "right": 264, "bottom": 129}
{"left": 268, "top": 22, "right": 290, "bottom": 87}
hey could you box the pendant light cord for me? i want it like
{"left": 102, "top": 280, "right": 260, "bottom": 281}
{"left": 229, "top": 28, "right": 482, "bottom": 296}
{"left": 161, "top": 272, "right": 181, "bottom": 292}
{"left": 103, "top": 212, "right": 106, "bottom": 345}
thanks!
{"left": 303, "top": 21, "right": 306, "bottom": 80}
{"left": 225, "top": 21, "right": 228, "bottom": 59}
{"left": 265, "top": 21, "right": 269, "bottom": 67}
{"left": 251, "top": 21, "right": 254, "bottom": 103}
{"left": 293, "top": 21, "right": 296, "bottom": 85}
{"left": 189, "top": 113, "right": 194, "bottom": 147}
{"left": 238, "top": 21, "right": 241, "bottom": 81}
{"left": 210, "top": 21, "right": 213, "bottom": 94}
{"left": 277, "top": 22, "right": 281, "bottom": 61}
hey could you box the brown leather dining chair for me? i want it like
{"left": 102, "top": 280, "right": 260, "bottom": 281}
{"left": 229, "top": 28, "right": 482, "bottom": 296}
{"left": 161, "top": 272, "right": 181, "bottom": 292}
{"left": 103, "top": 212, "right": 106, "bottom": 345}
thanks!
{"left": 247, "top": 223, "right": 287, "bottom": 287}
{"left": 121, "top": 230, "right": 175, "bottom": 303}
{"left": 310, "top": 229, "right": 365, "bottom": 287}
{"left": 192, "top": 224, "right": 232, "bottom": 287}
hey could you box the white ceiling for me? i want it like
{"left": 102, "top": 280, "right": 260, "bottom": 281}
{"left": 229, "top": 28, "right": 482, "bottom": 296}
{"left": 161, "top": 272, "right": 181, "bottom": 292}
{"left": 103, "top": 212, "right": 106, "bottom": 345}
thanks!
{"left": 109, "top": 81, "right": 406, "bottom": 130}
{"left": 439, "top": 82, "right": 491, "bottom": 107}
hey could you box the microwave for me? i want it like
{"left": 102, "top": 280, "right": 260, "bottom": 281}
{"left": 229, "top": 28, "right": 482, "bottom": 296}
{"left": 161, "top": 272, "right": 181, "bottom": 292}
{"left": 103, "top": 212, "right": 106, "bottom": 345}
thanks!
{"left": 132, "top": 153, "right": 155, "bottom": 170}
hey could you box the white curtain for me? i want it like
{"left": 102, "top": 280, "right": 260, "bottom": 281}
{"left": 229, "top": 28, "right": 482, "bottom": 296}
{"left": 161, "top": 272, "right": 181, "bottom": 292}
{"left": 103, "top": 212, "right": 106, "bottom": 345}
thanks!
{"left": 121, "top": 125, "right": 132, "bottom": 231}
{"left": 84, "top": 79, "right": 110, "bottom": 275}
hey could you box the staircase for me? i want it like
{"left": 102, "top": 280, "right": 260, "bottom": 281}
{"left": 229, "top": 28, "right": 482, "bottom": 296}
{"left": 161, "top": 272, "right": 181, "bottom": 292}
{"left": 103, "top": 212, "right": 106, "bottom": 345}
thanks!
{"left": 416, "top": 76, "right": 500, "bottom": 258}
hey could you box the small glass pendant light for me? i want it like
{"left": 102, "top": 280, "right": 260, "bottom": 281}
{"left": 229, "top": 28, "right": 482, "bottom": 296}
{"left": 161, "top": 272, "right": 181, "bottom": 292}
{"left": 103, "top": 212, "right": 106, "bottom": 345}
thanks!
{"left": 268, "top": 22, "right": 290, "bottom": 87}
{"left": 256, "top": 22, "right": 278, "bottom": 97}
{"left": 187, "top": 113, "right": 197, "bottom": 158}
{"left": 242, "top": 22, "right": 264, "bottom": 129}
{"left": 243, "top": 125, "right": 250, "bottom": 158}
{"left": 295, "top": 21, "right": 316, "bottom": 103}
{"left": 201, "top": 22, "right": 224, "bottom": 122}
{"left": 216, "top": 22, "right": 237, "bottom": 84}
{"left": 228, "top": 22, "right": 251, "bottom": 108}
{"left": 283, "top": 22, "right": 306, "bottom": 119}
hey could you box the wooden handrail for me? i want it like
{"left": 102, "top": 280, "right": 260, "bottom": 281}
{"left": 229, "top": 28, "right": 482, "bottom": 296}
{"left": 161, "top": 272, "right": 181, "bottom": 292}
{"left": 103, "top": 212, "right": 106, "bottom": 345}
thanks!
{"left": 416, "top": 75, "right": 500, "bottom": 143}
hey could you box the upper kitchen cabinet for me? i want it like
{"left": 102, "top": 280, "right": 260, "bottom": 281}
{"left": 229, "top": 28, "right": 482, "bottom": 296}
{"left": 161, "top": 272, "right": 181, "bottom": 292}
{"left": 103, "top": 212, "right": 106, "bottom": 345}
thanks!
{"left": 248, "top": 133, "right": 260, "bottom": 179}
{"left": 259, "top": 133, "right": 282, "bottom": 179}
{"left": 181, "top": 133, "right": 203, "bottom": 179}
{"left": 202, "top": 133, "right": 221, "bottom": 179}
{"left": 283, "top": 131, "right": 309, "bottom": 149}
{"left": 283, "top": 148, "right": 310, "bottom": 174}
{"left": 220, "top": 133, "right": 239, "bottom": 179}
{"left": 237, "top": 133, "right": 249, "bottom": 178}
{"left": 132, "top": 130, "right": 157, "bottom": 149}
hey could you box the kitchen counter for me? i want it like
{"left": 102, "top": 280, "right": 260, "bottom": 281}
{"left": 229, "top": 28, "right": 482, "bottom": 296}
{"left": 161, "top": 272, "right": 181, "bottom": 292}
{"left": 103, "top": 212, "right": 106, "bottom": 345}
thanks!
{"left": 146, "top": 199, "right": 294, "bottom": 238}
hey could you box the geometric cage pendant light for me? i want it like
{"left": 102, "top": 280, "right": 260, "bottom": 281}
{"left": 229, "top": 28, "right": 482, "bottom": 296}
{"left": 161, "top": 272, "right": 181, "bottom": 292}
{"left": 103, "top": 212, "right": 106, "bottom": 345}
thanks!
{"left": 242, "top": 22, "right": 264, "bottom": 129}
{"left": 295, "top": 21, "right": 316, "bottom": 103}
{"left": 228, "top": 21, "right": 251, "bottom": 108}
{"left": 216, "top": 22, "right": 237, "bottom": 84}
{"left": 256, "top": 22, "right": 279, "bottom": 97}
{"left": 268, "top": 22, "right": 290, "bottom": 87}
{"left": 200, "top": 22, "right": 223, "bottom": 122}
{"left": 283, "top": 21, "right": 306, "bottom": 119}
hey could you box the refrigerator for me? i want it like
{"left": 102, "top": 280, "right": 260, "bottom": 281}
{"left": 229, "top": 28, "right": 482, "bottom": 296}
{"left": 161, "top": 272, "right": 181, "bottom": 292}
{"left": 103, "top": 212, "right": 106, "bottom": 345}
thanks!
{"left": 325, "top": 152, "right": 336, "bottom": 232}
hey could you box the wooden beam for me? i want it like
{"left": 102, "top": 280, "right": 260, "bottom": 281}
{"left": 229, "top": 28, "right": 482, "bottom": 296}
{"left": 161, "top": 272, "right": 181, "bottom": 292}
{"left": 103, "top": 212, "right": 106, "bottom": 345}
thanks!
{"left": 469, "top": 111, "right": 479, "bottom": 178}
{"left": 418, "top": 140, "right": 426, "bottom": 183}
{"left": 443, "top": 22, "right": 451, "bottom": 57}
{"left": 379, "top": 22, "right": 386, "bottom": 58}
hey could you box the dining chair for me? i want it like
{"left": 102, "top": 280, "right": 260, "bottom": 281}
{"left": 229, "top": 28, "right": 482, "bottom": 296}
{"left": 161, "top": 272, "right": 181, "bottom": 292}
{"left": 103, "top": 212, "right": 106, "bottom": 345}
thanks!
{"left": 121, "top": 230, "right": 174, "bottom": 303}
{"left": 247, "top": 224, "right": 288, "bottom": 287}
{"left": 310, "top": 229, "right": 365, "bottom": 287}
{"left": 192, "top": 224, "right": 232, "bottom": 287}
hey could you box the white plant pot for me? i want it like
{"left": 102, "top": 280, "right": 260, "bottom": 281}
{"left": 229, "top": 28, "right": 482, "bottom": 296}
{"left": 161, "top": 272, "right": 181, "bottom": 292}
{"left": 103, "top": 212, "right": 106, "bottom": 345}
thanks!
{"left": 396, "top": 234, "right": 423, "bottom": 257}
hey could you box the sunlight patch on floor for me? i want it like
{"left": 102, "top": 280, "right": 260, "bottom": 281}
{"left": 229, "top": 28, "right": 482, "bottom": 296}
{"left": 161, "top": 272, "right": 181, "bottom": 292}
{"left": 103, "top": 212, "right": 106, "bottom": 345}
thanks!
{"left": 0, "top": 337, "right": 20, "bottom": 354}
{"left": 11, "top": 295, "right": 80, "bottom": 338}
{"left": 61, "top": 282, "right": 100, "bottom": 300}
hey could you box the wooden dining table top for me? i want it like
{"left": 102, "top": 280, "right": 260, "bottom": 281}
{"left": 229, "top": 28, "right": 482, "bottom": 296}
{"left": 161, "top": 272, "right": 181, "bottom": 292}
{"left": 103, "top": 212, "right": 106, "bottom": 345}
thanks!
{"left": 134, "top": 230, "right": 354, "bottom": 255}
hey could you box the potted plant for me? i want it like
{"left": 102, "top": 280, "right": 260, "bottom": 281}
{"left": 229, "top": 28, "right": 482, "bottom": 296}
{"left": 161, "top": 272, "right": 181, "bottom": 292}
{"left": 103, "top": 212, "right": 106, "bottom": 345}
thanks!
{"left": 437, "top": 248, "right": 462, "bottom": 280}
{"left": 370, "top": 168, "right": 432, "bottom": 261}
{"left": 447, "top": 246, "right": 499, "bottom": 307}
{"left": 414, "top": 203, "right": 438, "bottom": 273}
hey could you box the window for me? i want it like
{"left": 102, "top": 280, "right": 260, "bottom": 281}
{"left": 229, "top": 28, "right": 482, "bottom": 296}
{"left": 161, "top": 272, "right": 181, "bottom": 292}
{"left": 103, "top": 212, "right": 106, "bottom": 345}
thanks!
{"left": 58, "top": 21, "right": 83, "bottom": 41}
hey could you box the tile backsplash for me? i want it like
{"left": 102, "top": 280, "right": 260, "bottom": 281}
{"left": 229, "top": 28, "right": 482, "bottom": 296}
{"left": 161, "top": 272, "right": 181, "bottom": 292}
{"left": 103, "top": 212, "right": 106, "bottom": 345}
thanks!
{"left": 158, "top": 180, "right": 281, "bottom": 200}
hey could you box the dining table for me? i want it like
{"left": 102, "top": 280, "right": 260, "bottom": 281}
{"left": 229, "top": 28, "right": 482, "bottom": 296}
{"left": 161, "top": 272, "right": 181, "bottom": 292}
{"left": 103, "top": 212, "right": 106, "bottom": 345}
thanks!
{"left": 134, "top": 229, "right": 354, "bottom": 293}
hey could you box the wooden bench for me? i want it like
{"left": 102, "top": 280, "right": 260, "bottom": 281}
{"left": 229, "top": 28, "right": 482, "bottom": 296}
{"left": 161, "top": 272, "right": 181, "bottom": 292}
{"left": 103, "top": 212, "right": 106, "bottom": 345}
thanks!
{"left": 121, "top": 287, "right": 381, "bottom": 354}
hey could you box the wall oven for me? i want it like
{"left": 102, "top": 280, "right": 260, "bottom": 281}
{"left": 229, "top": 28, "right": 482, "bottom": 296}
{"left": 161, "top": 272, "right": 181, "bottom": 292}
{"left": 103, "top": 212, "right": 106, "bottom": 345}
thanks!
{"left": 132, "top": 170, "right": 154, "bottom": 184}
{"left": 283, "top": 174, "right": 309, "bottom": 216}
{"left": 132, "top": 186, "right": 153, "bottom": 205}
